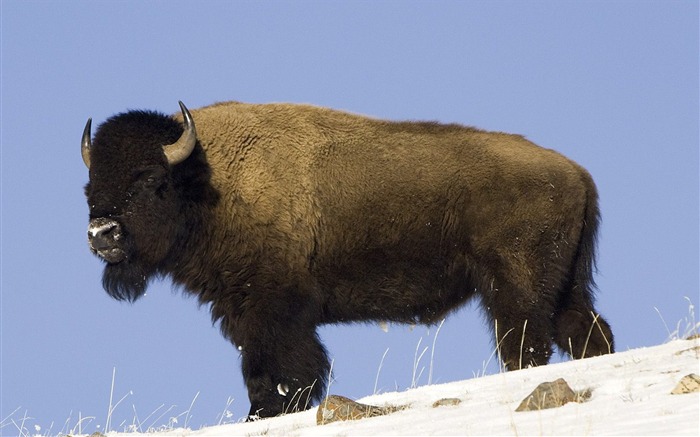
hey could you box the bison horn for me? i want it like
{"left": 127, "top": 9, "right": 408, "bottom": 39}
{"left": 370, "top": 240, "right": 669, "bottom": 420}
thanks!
{"left": 163, "top": 101, "right": 197, "bottom": 165}
{"left": 81, "top": 118, "right": 92, "bottom": 169}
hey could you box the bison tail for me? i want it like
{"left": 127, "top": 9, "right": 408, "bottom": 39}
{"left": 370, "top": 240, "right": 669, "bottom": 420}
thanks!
{"left": 553, "top": 168, "right": 614, "bottom": 358}
{"left": 574, "top": 168, "right": 601, "bottom": 300}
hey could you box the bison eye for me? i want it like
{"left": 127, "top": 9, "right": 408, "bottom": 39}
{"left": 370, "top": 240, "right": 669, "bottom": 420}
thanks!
{"left": 129, "top": 167, "right": 167, "bottom": 195}
{"left": 132, "top": 167, "right": 163, "bottom": 183}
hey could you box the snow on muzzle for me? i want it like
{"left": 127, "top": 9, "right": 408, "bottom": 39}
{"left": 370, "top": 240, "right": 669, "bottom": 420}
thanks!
{"left": 88, "top": 217, "right": 126, "bottom": 263}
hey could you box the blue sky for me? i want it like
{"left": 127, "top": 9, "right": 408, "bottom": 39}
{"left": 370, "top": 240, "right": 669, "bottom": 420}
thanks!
{"left": 1, "top": 1, "right": 698, "bottom": 433}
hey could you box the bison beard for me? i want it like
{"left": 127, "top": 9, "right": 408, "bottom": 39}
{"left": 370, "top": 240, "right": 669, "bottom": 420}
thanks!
{"left": 82, "top": 100, "right": 615, "bottom": 420}
{"left": 101, "top": 259, "right": 153, "bottom": 302}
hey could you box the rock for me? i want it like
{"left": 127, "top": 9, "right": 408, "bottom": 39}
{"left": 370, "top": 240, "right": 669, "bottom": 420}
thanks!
{"left": 432, "top": 398, "right": 462, "bottom": 407}
{"left": 516, "top": 378, "right": 591, "bottom": 412}
{"left": 671, "top": 373, "right": 700, "bottom": 394}
{"left": 71, "top": 433, "right": 103, "bottom": 437}
{"left": 317, "top": 394, "right": 403, "bottom": 425}
{"left": 675, "top": 345, "right": 700, "bottom": 356}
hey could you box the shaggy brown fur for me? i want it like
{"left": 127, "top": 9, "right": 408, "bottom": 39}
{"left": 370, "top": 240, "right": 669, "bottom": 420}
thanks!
{"left": 83, "top": 100, "right": 614, "bottom": 419}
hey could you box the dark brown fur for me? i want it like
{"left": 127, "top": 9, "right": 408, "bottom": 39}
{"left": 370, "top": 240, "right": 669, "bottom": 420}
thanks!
{"left": 83, "top": 101, "right": 614, "bottom": 418}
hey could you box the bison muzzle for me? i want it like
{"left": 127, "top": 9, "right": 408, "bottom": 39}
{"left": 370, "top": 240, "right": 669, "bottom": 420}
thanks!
{"left": 82, "top": 100, "right": 614, "bottom": 419}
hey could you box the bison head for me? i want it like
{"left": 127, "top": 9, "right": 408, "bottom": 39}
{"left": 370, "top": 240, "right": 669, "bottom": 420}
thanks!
{"left": 82, "top": 102, "right": 197, "bottom": 301}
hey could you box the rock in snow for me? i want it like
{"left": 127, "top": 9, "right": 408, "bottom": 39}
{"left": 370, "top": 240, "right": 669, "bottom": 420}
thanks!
{"left": 316, "top": 395, "right": 404, "bottom": 425}
{"left": 671, "top": 373, "right": 700, "bottom": 395}
{"left": 515, "top": 377, "right": 591, "bottom": 411}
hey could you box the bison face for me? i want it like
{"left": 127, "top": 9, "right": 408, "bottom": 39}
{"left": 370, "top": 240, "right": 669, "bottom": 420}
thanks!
{"left": 86, "top": 164, "right": 174, "bottom": 265}
{"left": 82, "top": 102, "right": 196, "bottom": 301}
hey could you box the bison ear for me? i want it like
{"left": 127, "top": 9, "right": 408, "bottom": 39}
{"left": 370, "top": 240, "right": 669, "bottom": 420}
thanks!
{"left": 163, "top": 101, "right": 197, "bottom": 166}
{"left": 81, "top": 118, "right": 92, "bottom": 169}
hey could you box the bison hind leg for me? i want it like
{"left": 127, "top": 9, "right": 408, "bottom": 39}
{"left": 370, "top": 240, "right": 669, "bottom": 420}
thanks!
{"left": 551, "top": 255, "right": 614, "bottom": 358}
{"left": 480, "top": 285, "right": 557, "bottom": 370}
{"left": 492, "top": 312, "right": 556, "bottom": 371}
{"left": 553, "top": 308, "right": 614, "bottom": 359}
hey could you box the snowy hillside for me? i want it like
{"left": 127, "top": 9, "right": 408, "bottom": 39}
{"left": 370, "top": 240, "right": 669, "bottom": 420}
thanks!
{"left": 87, "top": 338, "right": 698, "bottom": 436}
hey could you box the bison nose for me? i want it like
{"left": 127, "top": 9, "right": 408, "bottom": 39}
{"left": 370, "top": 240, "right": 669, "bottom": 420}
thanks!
{"left": 88, "top": 218, "right": 120, "bottom": 248}
{"left": 88, "top": 218, "right": 125, "bottom": 262}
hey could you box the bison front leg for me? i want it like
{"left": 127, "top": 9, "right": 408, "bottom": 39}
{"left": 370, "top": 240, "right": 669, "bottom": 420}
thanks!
{"left": 242, "top": 329, "right": 329, "bottom": 418}
{"left": 230, "top": 295, "right": 330, "bottom": 419}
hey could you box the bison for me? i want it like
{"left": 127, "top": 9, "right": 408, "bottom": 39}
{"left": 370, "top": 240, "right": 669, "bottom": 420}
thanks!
{"left": 82, "top": 100, "right": 614, "bottom": 418}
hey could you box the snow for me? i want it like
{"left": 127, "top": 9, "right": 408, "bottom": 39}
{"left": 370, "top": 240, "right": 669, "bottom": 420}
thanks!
{"left": 85, "top": 338, "right": 698, "bottom": 436}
